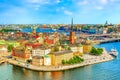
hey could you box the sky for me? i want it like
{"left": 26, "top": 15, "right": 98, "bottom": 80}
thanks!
{"left": 0, "top": 0, "right": 120, "bottom": 24}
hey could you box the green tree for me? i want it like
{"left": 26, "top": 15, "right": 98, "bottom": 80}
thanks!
{"left": 26, "top": 59, "right": 32, "bottom": 63}
{"left": 7, "top": 45, "right": 13, "bottom": 52}
{"left": 90, "top": 47, "right": 103, "bottom": 55}
{"left": 62, "top": 60, "right": 65, "bottom": 64}
{"left": 54, "top": 46, "right": 59, "bottom": 52}
{"left": 62, "top": 56, "right": 84, "bottom": 65}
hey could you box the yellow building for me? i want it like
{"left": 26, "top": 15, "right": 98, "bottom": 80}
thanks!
{"left": 51, "top": 51, "right": 73, "bottom": 66}
{"left": 83, "top": 39, "right": 92, "bottom": 54}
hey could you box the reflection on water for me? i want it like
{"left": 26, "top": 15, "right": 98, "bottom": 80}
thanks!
{"left": 11, "top": 65, "right": 63, "bottom": 80}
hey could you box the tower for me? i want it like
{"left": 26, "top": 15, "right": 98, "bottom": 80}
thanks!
{"left": 32, "top": 27, "right": 36, "bottom": 36}
{"left": 69, "top": 18, "right": 75, "bottom": 44}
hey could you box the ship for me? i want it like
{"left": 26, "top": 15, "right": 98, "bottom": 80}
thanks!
{"left": 109, "top": 49, "right": 118, "bottom": 57}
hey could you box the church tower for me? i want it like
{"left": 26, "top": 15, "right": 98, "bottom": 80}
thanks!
{"left": 32, "top": 27, "right": 36, "bottom": 36}
{"left": 69, "top": 18, "right": 75, "bottom": 44}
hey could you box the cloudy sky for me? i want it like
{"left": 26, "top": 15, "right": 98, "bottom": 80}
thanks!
{"left": 0, "top": 0, "right": 120, "bottom": 24}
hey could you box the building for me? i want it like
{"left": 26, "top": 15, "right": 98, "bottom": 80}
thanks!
{"left": 44, "top": 55, "right": 51, "bottom": 66}
{"left": 12, "top": 46, "right": 31, "bottom": 62}
{"left": 70, "top": 44, "right": 83, "bottom": 56}
{"left": 25, "top": 42, "right": 42, "bottom": 48}
{"left": 51, "top": 51, "right": 73, "bottom": 66}
{"left": 32, "top": 47, "right": 51, "bottom": 57}
{"left": 83, "top": 39, "right": 92, "bottom": 54}
{"left": 69, "top": 18, "right": 75, "bottom": 44}
{"left": 0, "top": 46, "right": 8, "bottom": 57}
{"left": 32, "top": 56, "right": 44, "bottom": 66}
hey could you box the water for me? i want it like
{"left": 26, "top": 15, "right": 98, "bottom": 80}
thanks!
{"left": 1, "top": 42, "right": 120, "bottom": 80}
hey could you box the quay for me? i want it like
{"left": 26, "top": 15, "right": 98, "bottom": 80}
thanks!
{"left": 93, "top": 38, "right": 120, "bottom": 44}
{"left": 7, "top": 49, "right": 114, "bottom": 72}
{"left": 99, "top": 38, "right": 120, "bottom": 44}
{"left": 0, "top": 58, "right": 6, "bottom": 64}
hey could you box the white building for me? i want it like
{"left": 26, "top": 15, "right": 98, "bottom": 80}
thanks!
{"left": 44, "top": 55, "right": 51, "bottom": 66}
{"left": 32, "top": 48, "right": 51, "bottom": 57}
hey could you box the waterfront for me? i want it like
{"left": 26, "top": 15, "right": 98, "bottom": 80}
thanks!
{"left": 0, "top": 42, "right": 120, "bottom": 80}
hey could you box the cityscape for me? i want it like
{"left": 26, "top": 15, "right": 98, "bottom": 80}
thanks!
{"left": 0, "top": 0, "right": 120, "bottom": 80}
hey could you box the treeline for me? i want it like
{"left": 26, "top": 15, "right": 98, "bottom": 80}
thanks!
{"left": 0, "top": 29, "right": 19, "bottom": 32}
{"left": 62, "top": 56, "right": 84, "bottom": 65}
{"left": 90, "top": 47, "right": 103, "bottom": 55}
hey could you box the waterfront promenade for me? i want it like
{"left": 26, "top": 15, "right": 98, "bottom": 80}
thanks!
{"left": 7, "top": 49, "right": 114, "bottom": 71}
{"left": 93, "top": 38, "right": 120, "bottom": 45}
{"left": 0, "top": 58, "right": 6, "bottom": 64}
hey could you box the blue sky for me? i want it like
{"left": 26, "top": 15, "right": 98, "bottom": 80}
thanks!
{"left": 0, "top": 0, "right": 120, "bottom": 24}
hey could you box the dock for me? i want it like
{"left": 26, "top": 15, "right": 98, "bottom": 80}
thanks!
{"left": 0, "top": 58, "right": 6, "bottom": 64}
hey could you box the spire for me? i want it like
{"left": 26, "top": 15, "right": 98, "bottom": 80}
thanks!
{"left": 105, "top": 20, "right": 108, "bottom": 26}
{"left": 71, "top": 18, "right": 73, "bottom": 31}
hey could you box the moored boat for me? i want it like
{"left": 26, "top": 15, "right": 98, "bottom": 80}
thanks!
{"left": 109, "top": 49, "right": 118, "bottom": 57}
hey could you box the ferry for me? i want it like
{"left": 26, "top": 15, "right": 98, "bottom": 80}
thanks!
{"left": 109, "top": 49, "right": 118, "bottom": 57}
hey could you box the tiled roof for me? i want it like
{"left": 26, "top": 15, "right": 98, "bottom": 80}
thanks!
{"left": 52, "top": 50, "right": 73, "bottom": 55}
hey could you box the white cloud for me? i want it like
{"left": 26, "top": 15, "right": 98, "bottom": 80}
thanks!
{"left": 64, "top": 10, "right": 73, "bottom": 15}
{"left": 100, "top": 0, "right": 108, "bottom": 5}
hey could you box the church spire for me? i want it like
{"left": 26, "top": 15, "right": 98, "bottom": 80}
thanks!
{"left": 71, "top": 18, "right": 73, "bottom": 31}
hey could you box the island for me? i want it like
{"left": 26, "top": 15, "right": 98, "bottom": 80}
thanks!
{"left": 0, "top": 20, "right": 119, "bottom": 71}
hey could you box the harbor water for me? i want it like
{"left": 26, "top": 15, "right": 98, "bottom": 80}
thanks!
{"left": 0, "top": 42, "right": 120, "bottom": 80}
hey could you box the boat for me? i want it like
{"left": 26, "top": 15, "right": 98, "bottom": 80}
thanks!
{"left": 109, "top": 49, "right": 118, "bottom": 57}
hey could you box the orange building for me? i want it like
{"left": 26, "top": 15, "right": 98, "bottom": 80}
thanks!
{"left": 69, "top": 18, "right": 75, "bottom": 44}
{"left": 70, "top": 31, "right": 75, "bottom": 44}
{"left": 51, "top": 51, "right": 73, "bottom": 66}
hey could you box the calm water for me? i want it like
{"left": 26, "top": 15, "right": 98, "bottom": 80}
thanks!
{"left": 1, "top": 42, "right": 120, "bottom": 80}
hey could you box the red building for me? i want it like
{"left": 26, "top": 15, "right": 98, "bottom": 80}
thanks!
{"left": 25, "top": 43, "right": 42, "bottom": 48}
{"left": 12, "top": 46, "right": 31, "bottom": 62}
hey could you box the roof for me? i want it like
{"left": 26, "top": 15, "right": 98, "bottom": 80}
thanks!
{"left": 32, "top": 45, "right": 51, "bottom": 50}
{"left": 32, "top": 56, "right": 43, "bottom": 59}
{"left": 51, "top": 50, "right": 73, "bottom": 55}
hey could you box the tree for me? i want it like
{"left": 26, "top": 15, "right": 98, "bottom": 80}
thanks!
{"left": 90, "top": 47, "right": 103, "bottom": 56}
{"left": 54, "top": 46, "right": 59, "bottom": 52}
{"left": 7, "top": 45, "right": 13, "bottom": 52}
{"left": 108, "top": 28, "right": 113, "bottom": 33}
{"left": 26, "top": 59, "right": 32, "bottom": 63}
{"left": 62, "top": 60, "right": 65, "bottom": 64}
{"left": 61, "top": 56, "right": 84, "bottom": 65}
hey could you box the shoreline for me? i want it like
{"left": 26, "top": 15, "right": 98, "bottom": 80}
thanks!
{"left": 7, "top": 51, "right": 114, "bottom": 71}
{"left": 93, "top": 38, "right": 120, "bottom": 45}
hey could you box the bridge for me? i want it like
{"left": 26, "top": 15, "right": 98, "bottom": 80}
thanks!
{"left": 79, "top": 33, "right": 120, "bottom": 38}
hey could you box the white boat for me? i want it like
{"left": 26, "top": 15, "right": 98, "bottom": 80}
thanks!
{"left": 109, "top": 49, "right": 118, "bottom": 57}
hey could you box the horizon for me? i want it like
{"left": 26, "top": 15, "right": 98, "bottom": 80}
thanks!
{"left": 0, "top": 0, "right": 120, "bottom": 24}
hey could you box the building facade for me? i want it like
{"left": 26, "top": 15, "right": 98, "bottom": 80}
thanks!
{"left": 51, "top": 51, "right": 73, "bottom": 66}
